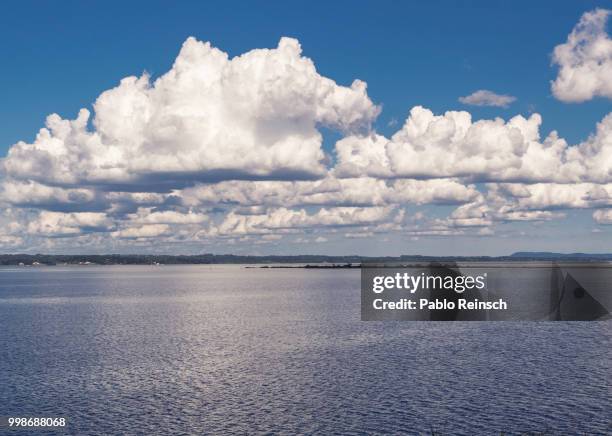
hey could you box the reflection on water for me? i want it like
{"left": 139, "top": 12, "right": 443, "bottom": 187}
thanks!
{"left": 0, "top": 265, "right": 610, "bottom": 434}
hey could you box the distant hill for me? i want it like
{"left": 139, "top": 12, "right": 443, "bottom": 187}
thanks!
{"left": 0, "top": 252, "right": 611, "bottom": 265}
{"left": 510, "top": 252, "right": 612, "bottom": 260}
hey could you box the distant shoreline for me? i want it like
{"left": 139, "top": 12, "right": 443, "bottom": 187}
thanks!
{"left": 1, "top": 252, "right": 612, "bottom": 266}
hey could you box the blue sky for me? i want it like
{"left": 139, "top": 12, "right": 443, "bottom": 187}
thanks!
{"left": 1, "top": 1, "right": 612, "bottom": 256}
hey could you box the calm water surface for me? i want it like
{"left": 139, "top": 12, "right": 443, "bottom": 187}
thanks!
{"left": 0, "top": 265, "right": 610, "bottom": 435}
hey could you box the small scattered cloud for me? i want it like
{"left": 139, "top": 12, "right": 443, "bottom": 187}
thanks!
{"left": 458, "top": 90, "right": 517, "bottom": 107}
{"left": 593, "top": 209, "right": 612, "bottom": 224}
{"left": 344, "top": 232, "right": 374, "bottom": 239}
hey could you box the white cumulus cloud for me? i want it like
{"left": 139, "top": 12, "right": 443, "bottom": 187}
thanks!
{"left": 335, "top": 106, "right": 612, "bottom": 183}
{"left": 3, "top": 37, "right": 379, "bottom": 189}
{"left": 26, "top": 212, "right": 113, "bottom": 236}
{"left": 552, "top": 9, "right": 612, "bottom": 102}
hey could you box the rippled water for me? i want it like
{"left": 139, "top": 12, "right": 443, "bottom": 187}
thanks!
{"left": 0, "top": 265, "right": 610, "bottom": 435}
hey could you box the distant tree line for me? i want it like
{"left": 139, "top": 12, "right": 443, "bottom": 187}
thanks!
{"left": 0, "top": 252, "right": 610, "bottom": 266}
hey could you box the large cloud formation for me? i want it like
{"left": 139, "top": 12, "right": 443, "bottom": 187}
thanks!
{"left": 552, "top": 8, "right": 612, "bottom": 102}
{"left": 1, "top": 13, "right": 611, "bottom": 253}
{"left": 335, "top": 106, "right": 612, "bottom": 183}
{"left": 3, "top": 37, "right": 379, "bottom": 189}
